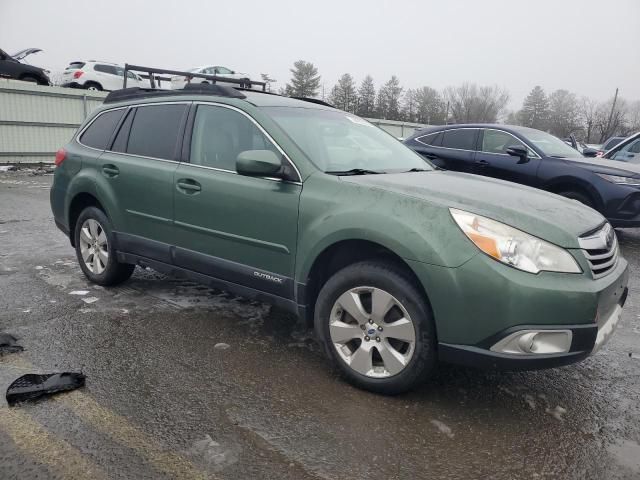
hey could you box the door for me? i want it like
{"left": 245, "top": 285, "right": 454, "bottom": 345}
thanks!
{"left": 473, "top": 129, "right": 542, "bottom": 186}
{"left": 93, "top": 64, "right": 122, "bottom": 90}
{"left": 96, "top": 103, "right": 188, "bottom": 262}
{"left": 173, "top": 103, "right": 301, "bottom": 298}
{"left": 424, "top": 128, "right": 479, "bottom": 173}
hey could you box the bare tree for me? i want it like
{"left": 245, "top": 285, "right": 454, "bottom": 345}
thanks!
{"left": 548, "top": 89, "right": 581, "bottom": 138}
{"left": 595, "top": 96, "right": 628, "bottom": 141}
{"left": 260, "top": 73, "right": 276, "bottom": 92}
{"left": 414, "top": 86, "right": 446, "bottom": 124}
{"left": 579, "top": 96, "right": 599, "bottom": 142}
{"left": 444, "top": 83, "right": 509, "bottom": 123}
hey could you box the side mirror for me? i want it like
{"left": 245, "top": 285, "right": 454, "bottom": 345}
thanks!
{"left": 582, "top": 148, "right": 598, "bottom": 158}
{"left": 506, "top": 145, "right": 530, "bottom": 164}
{"left": 236, "top": 150, "right": 283, "bottom": 177}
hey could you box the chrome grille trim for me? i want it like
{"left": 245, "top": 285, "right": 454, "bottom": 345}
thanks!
{"left": 578, "top": 223, "right": 619, "bottom": 279}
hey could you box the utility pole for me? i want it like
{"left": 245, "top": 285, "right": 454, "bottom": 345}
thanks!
{"left": 605, "top": 87, "right": 619, "bottom": 139}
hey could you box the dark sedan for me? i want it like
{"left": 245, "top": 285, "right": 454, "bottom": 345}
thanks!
{"left": 404, "top": 125, "right": 640, "bottom": 227}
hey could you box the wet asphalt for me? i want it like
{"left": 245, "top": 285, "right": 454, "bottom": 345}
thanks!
{"left": 0, "top": 171, "right": 639, "bottom": 480}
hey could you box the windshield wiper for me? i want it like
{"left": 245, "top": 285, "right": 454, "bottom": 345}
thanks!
{"left": 404, "top": 168, "right": 429, "bottom": 172}
{"left": 325, "top": 168, "right": 383, "bottom": 176}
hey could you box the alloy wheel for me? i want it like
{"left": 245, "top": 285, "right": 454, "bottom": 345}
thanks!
{"left": 329, "top": 287, "right": 416, "bottom": 378}
{"left": 79, "top": 219, "right": 108, "bottom": 274}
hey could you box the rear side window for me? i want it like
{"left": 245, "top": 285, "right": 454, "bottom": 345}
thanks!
{"left": 126, "top": 104, "right": 187, "bottom": 160}
{"left": 441, "top": 129, "right": 478, "bottom": 150}
{"left": 66, "top": 62, "right": 85, "bottom": 70}
{"left": 79, "top": 109, "right": 125, "bottom": 150}
{"left": 94, "top": 64, "right": 118, "bottom": 75}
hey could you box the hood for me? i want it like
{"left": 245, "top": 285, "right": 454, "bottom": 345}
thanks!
{"left": 11, "top": 48, "right": 42, "bottom": 61}
{"left": 562, "top": 156, "right": 640, "bottom": 176}
{"left": 341, "top": 171, "right": 605, "bottom": 248}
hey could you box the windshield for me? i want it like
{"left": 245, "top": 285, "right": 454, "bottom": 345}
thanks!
{"left": 264, "top": 107, "right": 431, "bottom": 173}
{"left": 519, "top": 129, "right": 582, "bottom": 158}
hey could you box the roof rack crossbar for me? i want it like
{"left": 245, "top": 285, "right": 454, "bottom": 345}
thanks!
{"left": 123, "top": 64, "right": 267, "bottom": 91}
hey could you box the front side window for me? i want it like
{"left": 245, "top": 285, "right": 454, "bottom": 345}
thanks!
{"left": 518, "top": 128, "right": 580, "bottom": 158}
{"left": 190, "top": 105, "right": 279, "bottom": 171}
{"left": 416, "top": 132, "right": 438, "bottom": 146}
{"left": 215, "top": 67, "right": 233, "bottom": 75}
{"left": 126, "top": 104, "right": 187, "bottom": 160}
{"left": 440, "top": 129, "right": 478, "bottom": 150}
{"left": 481, "top": 130, "right": 527, "bottom": 154}
{"left": 79, "top": 109, "right": 125, "bottom": 150}
{"left": 611, "top": 139, "right": 640, "bottom": 162}
{"left": 264, "top": 107, "right": 430, "bottom": 173}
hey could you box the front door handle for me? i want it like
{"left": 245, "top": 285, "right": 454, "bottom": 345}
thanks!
{"left": 475, "top": 159, "right": 490, "bottom": 167}
{"left": 176, "top": 179, "right": 201, "bottom": 194}
{"left": 421, "top": 152, "right": 437, "bottom": 160}
{"left": 102, "top": 164, "right": 119, "bottom": 177}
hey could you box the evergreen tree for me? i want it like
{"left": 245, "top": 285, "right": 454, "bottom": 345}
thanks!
{"left": 284, "top": 60, "right": 321, "bottom": 98}
{"left": 356, "top": 75, "right": 376, "bottom": 118}
{"left": 548, "top": 89, "right": 580, "bottom": 137}
{"left": 517, "top": 86, "right": 549, "bottom": 129}
{"left": 377, "top": 76, "right": 403, "bottom": 120}
{"left": 328, "top": 73, "right": 357, "bottom": 112}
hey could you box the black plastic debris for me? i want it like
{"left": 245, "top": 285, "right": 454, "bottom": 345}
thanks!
{"left": 6, "top": 372, "right": 86, "bottom": 406}
{"left": 0, "top": 333, "right": 23, "bottom": 355}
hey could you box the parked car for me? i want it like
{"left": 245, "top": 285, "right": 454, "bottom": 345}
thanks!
{"left": 404, "top": 125, "right": 640, "bottom": 228}
{"left": 170, "top": 65, "right": 253, "bottom": 89}
{"left": 60, "top": 61, "right": 145, "bottom": 91}
{"left": 0, "top": 47, "right": 50, "bottom": 85}
{"left": 564, "top": 134, "right": 598, "bottom": 157}
{"left": 50, "top": 85, "right": 628, "bottom": 394}
{"left": 597, "top": 136, "right": 626, "bottom": 156}
{"left": 602, "top": 132, "right": 640, "bottom": 163}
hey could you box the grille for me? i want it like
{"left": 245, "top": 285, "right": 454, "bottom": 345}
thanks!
{"left": 579, "top": 223, "right": 619, "bottom": 279}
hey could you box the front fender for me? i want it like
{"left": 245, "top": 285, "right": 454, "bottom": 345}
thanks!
{"left": 295, "top": 174, "right": 476, "bottom": 281}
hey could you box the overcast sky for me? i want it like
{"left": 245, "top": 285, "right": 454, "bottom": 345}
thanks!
{"left": 1, "top": 0, "right": 638, "bottom": 109}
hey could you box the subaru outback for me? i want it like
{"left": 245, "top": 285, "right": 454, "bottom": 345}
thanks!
{"left": 50, "top": 84, "right": 629, "bottom": 394}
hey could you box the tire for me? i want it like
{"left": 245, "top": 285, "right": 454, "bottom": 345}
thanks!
{"left": 73, "top": 206, "right": 134, "bottom": 286}
{"left": 557, "top": 190, "right": 594, "bottom": 209}
{"left": 315, "top": 261, "right": 437, "bottom": 394}
{"left": 84, "top": 82, "right": 102, "bottom": 91}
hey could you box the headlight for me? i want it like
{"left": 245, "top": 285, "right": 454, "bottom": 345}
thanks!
{"left": 450, "top": 208, "right": 581, "bottom": 274}
{"left": 596, "top": 173, "right": 640, "bottom": 186}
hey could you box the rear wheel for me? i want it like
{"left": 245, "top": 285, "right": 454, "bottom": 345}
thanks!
{"left": 315, "top": 261, "right": 437, "bottom": 394}
{"left": 557, "top": 190, "right": 594, "bottom": 209}
{"left": 84, "top": 82, "right": 102, "bottom": 91}
{"left": 74, "top": 207, "right": 134, "bottom": 286}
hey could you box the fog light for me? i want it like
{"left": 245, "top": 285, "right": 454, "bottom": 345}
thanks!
{"left": 491, "top": 330, "right": 572, "bottom": 355}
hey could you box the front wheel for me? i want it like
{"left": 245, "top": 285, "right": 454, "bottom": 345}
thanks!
{"left": 315, "top": 261, "right": 437, "bottom": 394}
{"left": 74, "top": 207, "right": 134, "bottom": 286}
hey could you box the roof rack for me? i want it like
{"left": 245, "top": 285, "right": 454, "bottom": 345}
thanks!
{"left": 290, "top": 96, "right": 334, "bottom": 108}
{"left": 123, "top": 64, "right": 267, "bottom": 91}
{"left": 104, "top": 84, "right": 246, "bottom": 104}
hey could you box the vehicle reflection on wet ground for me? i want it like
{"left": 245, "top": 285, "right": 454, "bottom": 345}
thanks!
{"left": 1, "top": 172, "right": 639, "bottom": 479}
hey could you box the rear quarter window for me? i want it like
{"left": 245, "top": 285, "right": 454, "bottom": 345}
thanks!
{"left": 79, "top": 109, "right": 125, "bottom": 150}
{"left": 66, "top": 62, "right": 85, "bottom": 70}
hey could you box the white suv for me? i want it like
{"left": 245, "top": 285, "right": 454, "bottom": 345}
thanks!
{"left": 60, "top": 61, "right": 145, "bottom": 91}
{"left": 170, "top": 65, "right": 253, "bottom": 89}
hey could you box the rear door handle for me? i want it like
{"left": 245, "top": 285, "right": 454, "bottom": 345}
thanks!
{"left": 475, "top": 159, "right": 490, "bottom": 167}
{"left": 176, "top": 179, "right": 201, "bottom": 194}
{"left": 102, "top": 164, "right": 119, "bottom": 177}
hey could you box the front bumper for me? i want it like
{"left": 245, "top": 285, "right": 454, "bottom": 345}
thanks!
{"left": 407, "top": 249, "right": 629, "bottom": 371}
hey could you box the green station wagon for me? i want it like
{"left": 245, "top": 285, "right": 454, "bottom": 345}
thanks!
{"left": 50, "top": 84, "right": 629, "bottom": 394}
